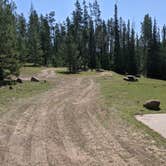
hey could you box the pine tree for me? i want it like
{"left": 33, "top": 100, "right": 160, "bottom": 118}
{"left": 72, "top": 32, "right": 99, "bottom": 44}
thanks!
{"left": 82, "top": 0, "right": 89, "bottom": 70}
{"left": 53, "top": 23, "right": 61, "bottom": 66}
{"left": 65, "top": 18, "right": 79, "bottom": 73}
{"left": 147, "top": 19, "right": 160, "bottom": 78}
{"left": 0, "top": 0, "right": 20, "bottom": 81}
{"left": 56, "top": 23, "right": 67, "bottom": 66}
{"left": 113, "top": 4, "right": 121, "bottom": 73}
{"left": 122, "top": 21, "right": 127, "bottom": 72}
{"left": 141, "top": 14, "right": 152, "bottom": 76}
{"left": 88, "top": 18, "right": 96, "bottom": 70}
{"left": 27, "top": 6, "right": 43, "bottom": 65}
{"left": 40, "top": 14, "right": 51, "bottom": 66}
{"left": 128, "top": 26, "right": 137, "bottom": 74}
{"left": 107, "top": 18, "right": 114, "bottom": 67}
{"left": 17, "top": 13, "right": 27, "bottom": 63}
{"left": 66, "top": 0, "right": 83, "bottom": 73}
{"left": 135, "top": 34, "right": 141, "bottom": 73}
{"left": 162, "top": 25, "right": 166, "bottom": 47}
{"left": 92, "top": 0, "right": 102, "bottom": 70}
{"left": 101, "top": 20, "right": 110, "bottom": 70}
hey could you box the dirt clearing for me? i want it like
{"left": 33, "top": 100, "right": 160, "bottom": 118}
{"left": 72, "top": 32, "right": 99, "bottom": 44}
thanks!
{"left": 0, "top": 70, "right": 165, "bottom": 165}
{"left": 19, "top": 68, "right": 56, "bottom": 81}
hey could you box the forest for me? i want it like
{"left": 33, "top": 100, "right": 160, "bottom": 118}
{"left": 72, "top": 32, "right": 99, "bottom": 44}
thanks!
{"left": 0, "top": 0, "right": 166, "bottom": 81}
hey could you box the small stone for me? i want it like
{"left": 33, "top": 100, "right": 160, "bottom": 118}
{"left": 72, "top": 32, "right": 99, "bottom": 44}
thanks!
{"left": 9, "top": 86, "right": 13, "bottom": 90}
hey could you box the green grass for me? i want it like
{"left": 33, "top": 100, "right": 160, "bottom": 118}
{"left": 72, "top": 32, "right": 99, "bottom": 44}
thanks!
{"left": 0, "top": 81, "right": 52, "bottom": 112}
{"left": 0, "top": 66, "right": 55, "bottom": 112}
{"left": 98, "top": 72, "right": 166, "bottom": 145}
{"left": 20, "top": 66, "right": 46, "bottom": 77}
{"left": 78, "top": 70, "right": 98, "bottom": 76}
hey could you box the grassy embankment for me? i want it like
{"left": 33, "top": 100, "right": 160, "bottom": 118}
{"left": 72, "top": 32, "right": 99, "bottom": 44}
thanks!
{"left": 0, "top": 67, "right": 53, "bottom": 112}
{"left": 98, "top": 72, "right": 166, "bottom": 145}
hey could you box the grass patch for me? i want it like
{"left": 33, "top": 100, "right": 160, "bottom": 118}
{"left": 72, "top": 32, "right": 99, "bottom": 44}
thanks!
{"left": 0, "top": 66, "right": 54, "bottom": 111}
{"left": 0, "top": 81, "right": 52, "bottom": 112}
{"left": 55, "top": 68, "right": 70, "bottom": 75}
{"left": 79, "top": 70, "right": 98, "bottom": 76}
{"left": 20, "top": 66, "right": 46, "bottom": 77}
{"left": 98, "top": 72, "right": 166, "bottom": 145}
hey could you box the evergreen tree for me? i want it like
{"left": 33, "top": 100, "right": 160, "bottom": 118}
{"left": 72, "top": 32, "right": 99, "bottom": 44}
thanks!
{"left": 147, "top": 19, "right": 160, "bottom": 78}
{"left": 66, "top": 0, "right": 83, "bottom": 73}
{"left": 0, "top": 0, "right": 20, "bottom": 81}
{"left": 113, "top": 4, "right": 122, "bottom": 73}
{"left": 53, "top": 23, "right": 61, "bottom": 66}
{"left": 122, "top": 21, "right": 127, "bottom": 72}
{"left": 162, "top": 25, "right": 166, "bottom": 47}
{"left": 107, "top": 18, "right": 114, "bottom": 67}
{"left": 93, "top": 0, "right": 102, "bottom": 70}
{"left": 88, "top": 18, "right": 96, "bottom": 70}
{"left": 65, "top": 17, "right": 79, "bottom": 73}
{"left": 27, "top": 6, "right": 43, "bottom": 65}
{"left": 0, "top": 0, "right": 166, "bottom": 80}
{"left": 82, "top": 0, "right": 89, "bottom": 70}
{"left": 135, "top": 35, "right": 141, "bottom": 73}
{"left": 17, "top": 13, "right": 27, "bottom": 63}
{"left": 128, "top": 26, "right": 137, "bottom": 74}
{"left": 40, "top": 14, "right": 51, "bottom": 66}
{"left": 141, "top": 14, "right": 152, "bottom": 76}
{"left": 101, "top": 20, "right": 110, "bottom": 70}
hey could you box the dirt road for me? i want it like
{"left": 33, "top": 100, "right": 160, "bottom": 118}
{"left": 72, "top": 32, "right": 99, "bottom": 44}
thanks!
{"left": 0, "top": 72, "right": 165, "bottom": 166}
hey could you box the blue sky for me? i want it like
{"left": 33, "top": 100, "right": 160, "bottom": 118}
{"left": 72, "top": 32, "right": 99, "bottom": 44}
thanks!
{"left": 14, "top": 0, "right": 166, "bottom": 32}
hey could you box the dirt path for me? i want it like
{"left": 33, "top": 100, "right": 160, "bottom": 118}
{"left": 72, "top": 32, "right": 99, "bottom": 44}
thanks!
{"left": 0, "top": 73, "right": 165, "bottom": 165}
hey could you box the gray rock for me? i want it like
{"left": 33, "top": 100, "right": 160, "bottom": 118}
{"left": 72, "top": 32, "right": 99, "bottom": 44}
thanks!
{"left": 9, "top": 86, "right": 13, "bottom": 90}
{"left": 123, "top": 75, "right": 138, "bottom": 82}
{"left": 31, "top": 77, "right": 40, "bottom": 82}
{"left": 16, "top": 78, "right": 23, "bottom": 83}
{"left": 96, "top": 69, "right": 105, "bottom": 72}
{"left": 143, "top": 100, "right": 160, "bottom": 110}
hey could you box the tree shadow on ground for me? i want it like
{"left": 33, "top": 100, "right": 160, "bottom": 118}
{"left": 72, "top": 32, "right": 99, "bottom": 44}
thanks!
{"left": 0, "top": 80, "right": 16, "bottom": 87}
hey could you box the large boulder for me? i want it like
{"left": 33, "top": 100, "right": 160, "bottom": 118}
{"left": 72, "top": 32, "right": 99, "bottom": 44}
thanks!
{"left": 135, "top": 74, "right": 141, "bottom": 78}
{"left": 31, "top": 77, "right": 40, "bottom": 82}
{"left": 123, "top": 75, "right": 138, "bottom": 82}
{"left": 16, "top": 77, "right": 23, "bottom": 84}
{"left": 96, "top": 69, "right": 105, "bottom": 72}
{"left": 123, "top": 77, "right": 130, "bottom": 81}
{"left": 143, "top": 100, "right": 160, "bottom": 110}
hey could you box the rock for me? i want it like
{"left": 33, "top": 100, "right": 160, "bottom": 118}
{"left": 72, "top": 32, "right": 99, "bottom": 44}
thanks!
{"left": 96, "top": 69, "right": 105, "bottom": 72}
{"left": 9, "top": 86, "right": 13, "bottom": 90}
{"left": 31, "top": 77, "right": 40, "bottom": 82}
{"left": 143, "top": 100, "right": 160, "bottom": 110}
{"left": 16, "top": 78, "right": 23, "bottom": 83}
{"left": 123, "top": 75, "right": 138, "bottom": 82}
{"left": 123, "top": 77, "right": 130, "bottom": 81}
{"left": 135, "top": 74, "right": 141, "bottom": 78}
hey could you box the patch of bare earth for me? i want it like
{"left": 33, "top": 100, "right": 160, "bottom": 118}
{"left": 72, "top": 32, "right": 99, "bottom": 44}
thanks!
{"left": 19, "top": 68, "right": 56, "bottom": 81}
{"left": 0, "top": 71, "right": 165, "bottom": 165}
